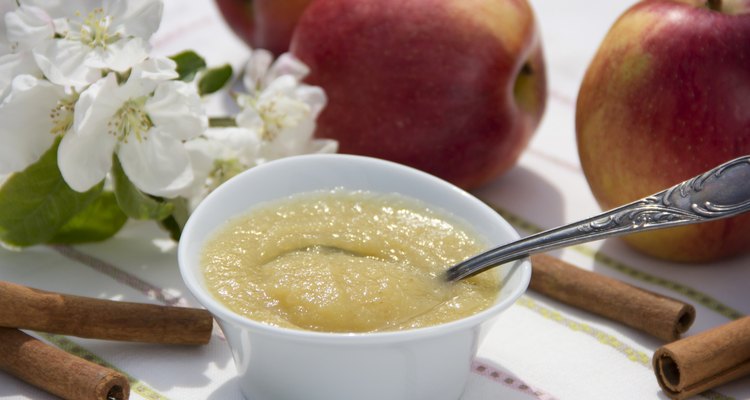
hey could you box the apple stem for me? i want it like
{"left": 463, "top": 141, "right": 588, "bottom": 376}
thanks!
{"left": 209, "top": 116, "right": 238, "bottom": 127}
{"left": 706, "top": 0, "right": 722, "bottom": 11}
{"left": 524, "top": 64, "right": 534, "bottom": 76}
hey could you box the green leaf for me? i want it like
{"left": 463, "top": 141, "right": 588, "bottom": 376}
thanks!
{"left": 157, "top": 196, "right": 190, "bottom": 241}
{"left": 198, "top": 64, "right": 233, "bottom": 96}
{"left": 169, "top": 50, "right": 207, "bottom": 82}
{"left": 50, "top": 191, "right": 129, "bottom": 244}
{"left": 0, "top": 139, "right": 103, "bottom": 247}
{"left": 112, "top": 156, "right": 174, "bottom": 220}
{"left": 159, "top": 215, "right": 182, "bottom": 242}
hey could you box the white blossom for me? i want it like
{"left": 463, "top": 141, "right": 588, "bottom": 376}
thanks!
{"left": 242, "top": 50, "right": 310, "bottom": 92}
{"left": 6, "top": 0, "right": 163, "bottom": 87}
{"left": 0, "top": 74, "right": 74, "bottom": 173}
{"left": 0, "top": 0, "right": 43, "bottom": 97}
{"left": 181, "top": 127, "right": 262, "bottom": 210}
{"left": 237, "top": 49, "right": 336, "bottom": 163}
{"left": 179, "top": 50, "right": 336, "bottom": 209}
{"left": 58, "top": 58, "right": 207, "bottom": 197}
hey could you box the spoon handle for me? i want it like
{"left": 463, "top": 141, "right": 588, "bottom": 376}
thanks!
{"left": 446, "top": 156, "right": 750, "bottom": 281}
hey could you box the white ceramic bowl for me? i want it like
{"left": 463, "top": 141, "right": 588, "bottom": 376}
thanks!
{"left": 178, "top": 154, "right": 531, "bottom": 400}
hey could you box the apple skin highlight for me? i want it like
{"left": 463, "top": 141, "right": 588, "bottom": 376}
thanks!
{"left": 576, "top": 0, "right": 750, "bottom": 262}
{"left": 290, "top": 0, "right": 547, "bottom": 190}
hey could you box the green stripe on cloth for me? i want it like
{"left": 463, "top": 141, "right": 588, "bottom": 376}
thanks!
{"left": 485, "top": 201, "right": 744, "bottom": 320}
{"left": 573, "top": 245, "right": 744, "bottom": 321}
{"left": 38, "top": 333, "right": 170, "bottom": 400}
{"left": 517, "top": 296, "right": 651, "bottom": 366}
{"left": 515, "top": 297, "right": 734, "bottom": 400}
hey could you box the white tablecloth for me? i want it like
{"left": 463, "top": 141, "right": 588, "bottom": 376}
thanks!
{"left": 2, "top": 1, "right": 749, "bottom": 399}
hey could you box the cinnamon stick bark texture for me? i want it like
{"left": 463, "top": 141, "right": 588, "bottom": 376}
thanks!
{"left": 0, "top": 327, "right": 130, "bottom": 400}
{"left": 528, "top": 254, "right": 695, "bottom": 342}
{"left": 653, "top": 316, "right": 750, "bottom": 400}
{"left": 0, "top": 280, "right": 213, "bottom": 345}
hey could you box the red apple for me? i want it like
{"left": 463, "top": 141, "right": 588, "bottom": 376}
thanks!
{"left": 290, "top": 0, "right": 547, "bottom": 189}
{"left": 215, "top": 0, "right": 313, "bottom": 56}
{"left": 576, "top": 0, "right": 750, "bottom": 262}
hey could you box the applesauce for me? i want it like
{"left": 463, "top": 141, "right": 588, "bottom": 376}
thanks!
{"left": 200, "top": 189, "right": 499, "bottom": 333}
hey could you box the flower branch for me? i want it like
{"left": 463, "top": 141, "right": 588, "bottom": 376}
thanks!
{"left": 0, "top": 0, "right": 336, "bottom": 248}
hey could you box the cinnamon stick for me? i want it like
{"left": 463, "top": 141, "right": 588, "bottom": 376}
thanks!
{"left": 653, "top": 316, "right": 750, "bottom": 399}
{"left": 529, "top": 254, "right": 695, "bottom": 342}
{"left": 0, "top": 280, "right": 213, "bottom": 345}
{"left": 0, "top": 327, "right": 129, "bottom": 400}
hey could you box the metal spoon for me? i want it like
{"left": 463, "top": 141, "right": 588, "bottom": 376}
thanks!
{"left": 445, "top": 155, "right": 750, "bottom": 282}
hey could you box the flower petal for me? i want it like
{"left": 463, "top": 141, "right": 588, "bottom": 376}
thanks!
{"left": 204, "top": 126, "right": 261, "bottom": 163}
{"left": 4, "top": 4, "right": 54, "bottom": 51}
{"left": 308, "top": 138, "right": 338, "bottom": 155}
{"left": 178, "top": 137, "right": 214, "bottom": 206}
{"left": 106, "top": 0, "right": 163, "bottom": 39}
{"left": 24, "top": 0, "right": 92, "bottom": 17}
{"left": 58, "top": 118, "right": 117, "bottom": 192}
{"left": 0, "top": 0, "right": 18, "bottom": 30}
{"left": 115, "top": 61, "right": 167, "bottom": 101}
{"left": 131, "top": 57, "right": 178, "bottom": 82}
{"left": 183, "top": 137, "right": 217, "bottom": 175}
{"left": 180, "top": 128, "right": 263, "bottom": 208}
{"left": 33, "top": 39, "right": 100, "bottom": 87}
{"left": 295, "top": 85, "right": 327, "bottom": 117}
{"left": 0, "top": 75, "right": 64, "bottom": 173}
{"left": 235, "top": 106, "right": 264, "bottom": 132}
{"left": 261, "top": 117, "right": 316, "bottom": 160}
{"left": 0, "top": 52, "right": 41, "bottom": 97}
{"left": 243, "top": 49, "right": 273, "bottom": 92}
{"left": 84, "top": 37, "right": 149, "bottom": 73}
{"left": 260, "top": 75, "right": 299, "bottom": 99}
{"left": 266, "top": 52, "right": 310, "bottom": 83}
{"left": 73, "top": 74, "right": 124, "bottom": 139}
{"left": 145, "top": 80, "right": 207, "bottom": 141}
{"left": 116, "top": 128, "right": 193, "bottom": 197}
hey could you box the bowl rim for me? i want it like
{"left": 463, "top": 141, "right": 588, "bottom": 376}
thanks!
{"left": 178, "top": 154, "right": 531, "bottom": 345}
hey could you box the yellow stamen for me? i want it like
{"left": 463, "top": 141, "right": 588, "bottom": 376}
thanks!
{"left": 49, "top": 96, "right": 77, "bottom": 136}
{"left": 76, "top": 7, "right": 121, "bottom": 48}
{"left": 107, "top": 97, "right": 152, "bottom": 143}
